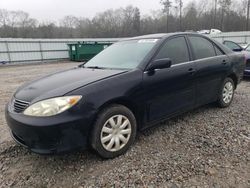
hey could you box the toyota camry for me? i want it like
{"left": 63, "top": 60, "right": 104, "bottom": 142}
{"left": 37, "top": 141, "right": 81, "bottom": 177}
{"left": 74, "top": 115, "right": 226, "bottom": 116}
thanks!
{"left": 5, "top": 33, "right": 245, "bottom": 158}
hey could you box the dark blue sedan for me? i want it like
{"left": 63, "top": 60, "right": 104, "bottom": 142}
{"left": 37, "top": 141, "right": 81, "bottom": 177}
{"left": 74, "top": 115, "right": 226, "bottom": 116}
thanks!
{"left": 6, "top": 33, "right": 245, "bottom": 158}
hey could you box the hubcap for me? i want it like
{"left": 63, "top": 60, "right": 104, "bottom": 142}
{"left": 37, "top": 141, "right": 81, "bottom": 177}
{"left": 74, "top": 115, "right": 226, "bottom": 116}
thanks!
{"left": 222, "top": 81, "right": 233, "bottom": 104}
{"left": 100, "top": 115, "right": 132, "bottom": 152}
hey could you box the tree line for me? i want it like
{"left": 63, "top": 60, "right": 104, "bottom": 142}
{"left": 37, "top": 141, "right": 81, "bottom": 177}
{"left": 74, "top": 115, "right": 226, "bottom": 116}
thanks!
{"left": 0, "top": 0, "right": 248, "bottom": 38}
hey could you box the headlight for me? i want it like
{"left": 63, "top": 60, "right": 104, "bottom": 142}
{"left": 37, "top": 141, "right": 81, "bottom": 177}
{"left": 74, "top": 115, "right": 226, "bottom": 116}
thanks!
{"left": 23, "top": 96, "right": 82, "bottom": 117}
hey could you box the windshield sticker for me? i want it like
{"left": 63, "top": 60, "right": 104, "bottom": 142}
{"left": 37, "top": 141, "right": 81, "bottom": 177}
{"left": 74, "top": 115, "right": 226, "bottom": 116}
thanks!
{"left": 138, "top": 39, "right": 158, "bottom": 43}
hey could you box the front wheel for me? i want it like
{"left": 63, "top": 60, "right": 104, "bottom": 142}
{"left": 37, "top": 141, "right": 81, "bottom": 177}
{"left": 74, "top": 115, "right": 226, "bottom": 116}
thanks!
{"left": 90, "top": 105, "right": 137, "bottom": 158}
{"left": 217, "top": 77, "right": 235, "bottom": 108}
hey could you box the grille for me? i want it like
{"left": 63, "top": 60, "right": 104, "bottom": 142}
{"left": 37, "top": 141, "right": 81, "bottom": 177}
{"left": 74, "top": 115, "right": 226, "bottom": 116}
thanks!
{"left": 13, "top": 99, "right": 30, "bottom": 113}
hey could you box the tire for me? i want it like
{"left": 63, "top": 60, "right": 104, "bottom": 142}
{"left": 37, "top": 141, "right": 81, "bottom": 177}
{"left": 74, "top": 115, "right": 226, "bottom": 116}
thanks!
{"left": 90, "top": 104, "right": 137, "bottom": 159}
{"left": 217, "top": 77, "right": 235, "bottom": 108}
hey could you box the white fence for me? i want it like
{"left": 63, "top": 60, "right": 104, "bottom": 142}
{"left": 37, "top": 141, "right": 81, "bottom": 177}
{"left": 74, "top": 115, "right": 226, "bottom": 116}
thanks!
{"left": 1, "top": 31, "right": 250, "bottom": 64}
{"left": 0, "top": 38, "right": 120, "bottom": 64}
{"left": 209, "top": 31, "right": 250, "bottom": 45}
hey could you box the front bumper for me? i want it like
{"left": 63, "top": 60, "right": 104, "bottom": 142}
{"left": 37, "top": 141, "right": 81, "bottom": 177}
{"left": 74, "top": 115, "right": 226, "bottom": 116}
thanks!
{"left": 5, "top": 103, "right": 94, "bottom": 154}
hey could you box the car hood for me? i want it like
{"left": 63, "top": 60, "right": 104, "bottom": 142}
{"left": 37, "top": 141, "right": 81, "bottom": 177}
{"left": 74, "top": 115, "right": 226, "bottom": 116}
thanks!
{"left": 14, "top": 67, "right": 127, "bottom": 102}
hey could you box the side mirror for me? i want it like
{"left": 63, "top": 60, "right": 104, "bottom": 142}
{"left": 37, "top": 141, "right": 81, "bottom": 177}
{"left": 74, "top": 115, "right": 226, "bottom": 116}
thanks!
{"left": 148, "top": 58, "right": 172, "bottom": 71}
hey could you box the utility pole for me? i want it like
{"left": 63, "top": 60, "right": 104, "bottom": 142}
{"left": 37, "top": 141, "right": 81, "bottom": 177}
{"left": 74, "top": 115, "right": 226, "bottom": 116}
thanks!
{"left": 247, "top": 0, "right": 250, "bottom": 31}
{"left": 180, "top": 0, "right": 183, "bottom": 31}
{"left": 214, "top": 0, "right": 217, "bottom": 28}
{"left": 166, "top": 1, "right": 172, "bottom": 33}
{"left": 161, "top": 0, "right": 172, "bottom": 33}
{"left": 174, "top": 6, "right": 178, "bottom": 31}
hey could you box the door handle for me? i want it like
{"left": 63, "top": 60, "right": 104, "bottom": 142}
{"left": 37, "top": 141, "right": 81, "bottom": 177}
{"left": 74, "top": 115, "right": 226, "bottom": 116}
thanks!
{"left": 188, "top": 68, "right": 196, "bottom": 75}
{"left": 222, "top": 59, "right": 227, "bottom": 65}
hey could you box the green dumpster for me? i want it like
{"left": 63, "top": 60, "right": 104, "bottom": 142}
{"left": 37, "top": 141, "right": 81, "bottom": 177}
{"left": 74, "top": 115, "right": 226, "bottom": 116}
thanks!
{"left": 68, "top": 43, "right": 78, "bottom": 61}
{"left": 68, "top": 41, "right": 113, "bottom": 62}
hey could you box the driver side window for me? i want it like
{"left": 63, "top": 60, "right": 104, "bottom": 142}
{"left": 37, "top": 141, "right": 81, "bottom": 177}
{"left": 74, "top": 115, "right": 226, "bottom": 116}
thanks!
{"left": 155, "top": 37, "right": 190, "bottom": 65}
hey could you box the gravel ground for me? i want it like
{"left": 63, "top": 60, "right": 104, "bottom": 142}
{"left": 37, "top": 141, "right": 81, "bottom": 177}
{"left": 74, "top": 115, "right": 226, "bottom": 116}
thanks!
{"left": 0, "top": 62, "right": 250, "bottom": 188}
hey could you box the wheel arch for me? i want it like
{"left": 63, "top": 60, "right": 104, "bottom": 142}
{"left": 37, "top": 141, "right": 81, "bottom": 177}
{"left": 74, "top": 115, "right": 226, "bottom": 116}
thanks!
{"left": 96, "top": 97, "right": 142, "bottom": 130}
{"left": 227, "top": 73, "right": 238, "bottom": 89}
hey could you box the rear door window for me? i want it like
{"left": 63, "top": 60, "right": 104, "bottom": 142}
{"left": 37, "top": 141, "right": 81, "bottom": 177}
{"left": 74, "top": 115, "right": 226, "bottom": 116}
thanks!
{"left": 189, "top": 36, "right": 216, "bottom": 60}
{"left": 155, "top": 37, "right": 190, "bottom": 65}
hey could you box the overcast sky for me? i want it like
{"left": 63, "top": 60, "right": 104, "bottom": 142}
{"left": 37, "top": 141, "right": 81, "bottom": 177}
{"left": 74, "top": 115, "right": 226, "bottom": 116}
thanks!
{"left": 0, "top": 0, "right": 164, "bottom": 22}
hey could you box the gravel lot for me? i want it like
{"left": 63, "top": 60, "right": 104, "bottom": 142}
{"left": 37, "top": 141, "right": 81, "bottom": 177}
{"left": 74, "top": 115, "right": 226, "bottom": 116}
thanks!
{"left": 0, "top": 62, "right": 250, "bottom": 187}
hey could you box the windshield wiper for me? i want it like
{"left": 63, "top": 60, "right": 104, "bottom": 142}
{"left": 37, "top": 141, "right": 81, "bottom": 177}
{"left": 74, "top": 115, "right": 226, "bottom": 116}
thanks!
{"left": 85, "top": 66, "right": 106, "bottom": 69}
{"left": 78, "top": 63, "right": 86, "bottom": 68}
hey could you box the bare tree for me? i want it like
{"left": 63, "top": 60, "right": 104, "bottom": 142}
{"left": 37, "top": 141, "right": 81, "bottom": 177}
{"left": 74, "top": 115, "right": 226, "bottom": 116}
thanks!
{"left": 214, "top": 0, "right": 218, "bottom": 28}
{"left": 183, "top": 1, "right": 198, "bottom": 31}
{"left": 246, "top": 0, "right": 250, "bottom": 30}
{"left": 219, "top": 0, "right": 232, "bottom": 31}
{"left": 0, "top": 9, "right": 9, "bottom": 27}
{"left": 60, "top": 15, "right": 79, "bottom": 28}
{"left": 0, "top": 1, "right": 249, "bottom": 38}
{"left": 161, "top": 0, "right": 172, "bottom": 32}
{"left": 36, "top": 22, "right": 57, "bottom": 38}
{"left": 122, "top": 6, "right": 141, "bottom": 36}
{"left": 133, "top": 8, "right": 141, "bottom": 35}
{"left": 60, "top": 15, "right": 79, "bottom": 37}
{"left": 175, "top": 0, "right": 183, "bottom": 31}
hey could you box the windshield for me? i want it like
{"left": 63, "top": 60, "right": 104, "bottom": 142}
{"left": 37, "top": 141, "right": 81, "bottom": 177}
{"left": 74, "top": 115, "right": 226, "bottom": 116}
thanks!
{"left": 84, "top": 39, "right": 158, "bottom": 69}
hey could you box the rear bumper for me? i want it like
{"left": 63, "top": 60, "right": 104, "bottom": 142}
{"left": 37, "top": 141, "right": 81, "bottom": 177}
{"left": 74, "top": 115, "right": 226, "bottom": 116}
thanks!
{"left": 5, "top": 103, "right": 94, "bottom": 154}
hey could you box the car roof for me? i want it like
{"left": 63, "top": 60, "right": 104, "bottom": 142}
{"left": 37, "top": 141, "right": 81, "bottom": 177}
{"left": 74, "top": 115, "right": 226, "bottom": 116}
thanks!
{"left": 124, "top": 32, "right": 202, "bottom": 40}
{"left": 121, "top": 32, "right": 232, "bottom": 55}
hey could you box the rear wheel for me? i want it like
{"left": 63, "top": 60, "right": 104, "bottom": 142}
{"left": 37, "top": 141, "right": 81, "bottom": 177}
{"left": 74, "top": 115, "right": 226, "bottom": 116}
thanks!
{"left": 91, "top": 105, "right": 137, "bottom": 158}
{"left": 217, "top": 77, "right": 235, "bottom": 108}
